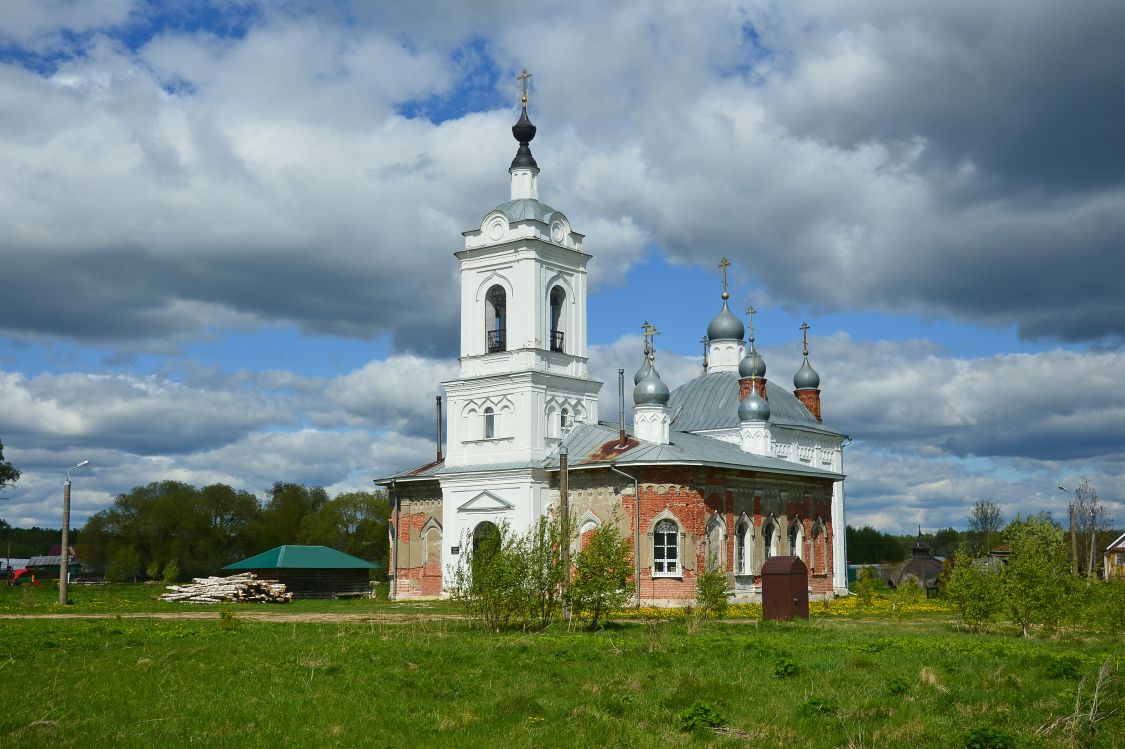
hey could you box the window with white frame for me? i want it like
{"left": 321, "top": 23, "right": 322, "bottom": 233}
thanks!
{"left": 736, "top": 520, "right": 749, "bottom": 574}
{"left": 763, "top": 519, "right": 778, "bottom": 561}
{"left": 653, "top": 519, "right": 679, "bottom": 576}
{"left": 789, "top": 518, "right": 804, "bottom": 560}
{"left": 483, "top": 407, "right": 495, "bottom": 439}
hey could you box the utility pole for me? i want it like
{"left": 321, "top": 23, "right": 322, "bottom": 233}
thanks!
{"left": 60, "top": 460, "right": 90, "bottom": 605}
{"left": 1060, "top": 486, "right": 1078, "bottom": 575}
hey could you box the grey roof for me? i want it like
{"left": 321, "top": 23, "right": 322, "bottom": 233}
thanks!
{"left": 668, "top": 371, "right": 844, "bottom": 437}
{"left": 543, "top": 422, "right": 842, "bottom": 480}
{"left": 27, "top": 555, "right": 75, "bottom": 567}
{"left": 489, "top": 198, "right": 563, "bottom": 225}
{"left": 376, "top": 459, "right": 540, "bottom": 485}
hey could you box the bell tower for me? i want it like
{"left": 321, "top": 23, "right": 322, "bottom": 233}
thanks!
{"left": 442, "top": 72, "right": 602, "bottom": 468}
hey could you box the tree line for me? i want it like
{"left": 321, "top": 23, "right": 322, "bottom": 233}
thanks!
{"left": 78, "top": 481, "right": 390, "bottom": 582}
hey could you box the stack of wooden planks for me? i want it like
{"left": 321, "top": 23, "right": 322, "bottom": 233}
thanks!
{"left": 161, "top": 572, "right": 292, "bottom": 603}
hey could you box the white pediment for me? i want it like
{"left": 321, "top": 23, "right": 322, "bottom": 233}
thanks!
{"left": 457, "top": 491, "right": 515, "bottom": 513}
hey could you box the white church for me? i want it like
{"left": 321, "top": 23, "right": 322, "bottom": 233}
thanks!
{"left": 378, "top": 83, "right": 848, "bottom": 604}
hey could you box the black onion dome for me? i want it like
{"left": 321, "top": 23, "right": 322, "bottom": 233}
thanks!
{"left": 510, "top": 107, "right": 538, "bottom": 170}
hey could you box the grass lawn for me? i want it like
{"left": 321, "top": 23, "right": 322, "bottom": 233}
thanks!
{"left": 1, "top": 606, "right": 1121, "bottom": 748}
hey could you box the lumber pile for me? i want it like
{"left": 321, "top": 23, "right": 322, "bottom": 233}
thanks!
{"left": 161, "top": 573, "right": 292, "bottom": 604}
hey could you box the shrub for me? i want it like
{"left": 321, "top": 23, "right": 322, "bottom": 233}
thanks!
{"left": 569, "top": 519, "right": 632, "bottom": 630}
{"left": 449, "top": 516, "right": 566, "bottom": 632}
{"left": 162, "top": 558, "right": 180, "bottom": 585}
{"left": 854, "top": 567, "right": 878, "bottom": 606}
{"left": 773, "top": 657, "right": 799, "bottom": 679}
{"left": 946, "top": 548, "right": 1003, "bottom": 631}
{"left": 679, "top": 700, "right": 725, "bottom": 732}
{"left": 694, "top": 563, "right": 729, "bottom": 619}
{"left": 145, "top": 561, "right": 160, "bottom": 580}
{"left": 962, "top": 726, "right": 1016, "bottom": 749}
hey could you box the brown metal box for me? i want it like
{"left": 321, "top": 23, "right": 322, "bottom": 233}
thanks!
{"left": 761, "top": 556, "right": 809, "bottom": 621}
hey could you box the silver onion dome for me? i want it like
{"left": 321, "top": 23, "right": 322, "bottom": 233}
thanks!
{"left": 738, "top": 380, "right": 771, "bottom": 421}
{"left": 707, "top": 300, "right": 745, "bottom": 341}
{"left": 739, "top": 348, "right": 767, "bottom": 379}
{"left": 633, "top": 355, "right": 653, "bottom": 385}
{"left": 634, "top": 364, "right": 670, "bottom": 406}
{"left": 794, "top": 356, "right": 820, "bottom": 390}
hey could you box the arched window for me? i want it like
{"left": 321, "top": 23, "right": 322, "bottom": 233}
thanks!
{"left": 812, "top": 520, "right": 827, "bottom": 573}
{"left": 560, "top": 408, "right": 569, "bottom": 433}
{"left": 653, "top": 519, "right": 679, "bottom": 577}
{"left": 471, "top": 521, "right": 501, "bottom": 586}
{"left": 789, "top": 517, "right": 804, "bottom": 560}
{"left": 706, "top": 514, "right": 724, "bottom": 571}
{"left": 735, "top": 520, "right": 749, "bottom": 574}
{"left": 485, "top": 285, "right": 506, "bottom": 353}
{"left": 549, "top": 286, "right": 566, "bottom": 352}
{"left": 483, "top": 407, "right": 495, "bottom": 439}
{"left": 763, "top": 518, "right": 779, "bottom": 561}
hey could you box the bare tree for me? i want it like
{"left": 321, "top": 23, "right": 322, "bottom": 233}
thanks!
{"left": 1071, "top": 479, "right": 1114, "bottom": 578}
{"left": 968, "top": 499, "right": 1004, "bottom": 555}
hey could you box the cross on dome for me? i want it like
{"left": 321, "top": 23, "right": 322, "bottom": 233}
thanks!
{"left": 517, "top": 68, "right": 532, "bottom": 108}
{"left": 718, "top": 257, "right": 731, "bottom": 300}
{"left": 800, "top": 321, "right": 811, "bottom": 356}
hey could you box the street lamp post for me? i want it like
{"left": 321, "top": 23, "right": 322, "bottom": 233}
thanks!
{"left": 1059, "top": 486, "right": 1079, "bottom": 575}
{"left": 59, "top": 460, "right": 90, "bottom": 605}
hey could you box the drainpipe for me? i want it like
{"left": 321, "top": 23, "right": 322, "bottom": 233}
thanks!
{"left": 609, "top": 462, "right": 640, "bottom": 608}
{"left": 560, "top": 445, "right": 570, "bottom": 621}
{"left": 390, "top": 479, "right": 399, "bottom": 601}
{"left": 435, "top": 396, "right": 443, "bottom": 462}
{"left": 618, "top": 369, "right": 626, "bottom": 447}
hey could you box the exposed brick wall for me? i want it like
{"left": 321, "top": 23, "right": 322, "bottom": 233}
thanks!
{"left": 391, "top": 485, "right": 443, "bottom": 599}
{"left": 738, "top": 377, "right": 768, "bottom": 401}
{"left": 795, "top": 388, "right": 822, "bottom": 422}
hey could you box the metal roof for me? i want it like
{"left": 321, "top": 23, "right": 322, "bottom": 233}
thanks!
{"left": 543, "top": 422, "right": 842, "bottom": 480}
{"left": 489, "top": 198, "right": 562, "bottom": 224}
{"left": 375, "top": 459, "right": 543, "bottom": 485}
{"left": 224, "top": 545, "right": 375, "bottom": 570}
{"left": 668, "top": 371, "right": 845, "bottom": 437}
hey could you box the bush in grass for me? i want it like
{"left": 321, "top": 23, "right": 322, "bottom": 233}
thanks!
{"left": 694, "top": 562, "right": 729, "bottom": 619}
{"left": 773, "top": 657, "right": 799, "bottom": 678}
{"left": 961, "top": 726, "right": 1016, "bottom": 749}
{"left": 946, "top": 547, "right": 1003, "bottom": 631}
{"left": 450, "top": 516, "right": 567, "bottom": 632}
{"left": 145, "top": 560, "right": 160, "bottom": 580}
{"left": 105, "top": 547, "right": 142, "bottom": 583}
{"left": 1083, "top": 578, "right": 1125, "bottom": 635}
{"left": 679, "top": 700, "right": 725, "bottom": 732}
{"left": 1002, "top": 514, "right": 1074, "bottom": 637}
{"left": 162, "top": 558, "right": 180, "bottom": 585}
{"left": 569, "top": 520, "right": 632, "bottom": 631}
{"left": 798, "top": 697, "right": 837, "bottom": 716}
{"left": 854, "top": 567, "right": 878, "bottom": 606}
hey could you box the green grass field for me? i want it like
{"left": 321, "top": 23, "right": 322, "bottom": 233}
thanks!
{"left": 1, "top": 586, "right": 1121, "bottom": 748}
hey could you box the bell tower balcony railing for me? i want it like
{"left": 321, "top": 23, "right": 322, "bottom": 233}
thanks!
{"left": 487, "top": 329, "right": 506, "bottom": 353}
{"left": 549, "top": 330, "right": 565, "bottom": 353}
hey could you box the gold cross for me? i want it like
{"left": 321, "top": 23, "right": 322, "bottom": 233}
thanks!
{"left": 746, "top": 305, "right": 756, "bottom": 338}
{"left": 718, "top": 257, "right": 730, "bottom": 299}
{"left": 800, "top": 321, "right": 810, "bottom": 356}
{"left": 517, "top": 68, "right": 532, "bottom": 107}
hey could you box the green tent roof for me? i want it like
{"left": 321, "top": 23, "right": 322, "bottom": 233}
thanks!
{"left": 223, "top": 545, "right": 376, "bottom": 570}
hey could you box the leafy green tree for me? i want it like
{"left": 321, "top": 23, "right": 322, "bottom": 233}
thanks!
{"left": 1003, "top": 513, "right": 1074, "bottom": 637}
{"left": 451, "top": 521, "right": 531, "bottom": 631}
{"left": 929, "top": 527, "right": 962, "bottom": 558}
{"left": 846, "top": 526, "right": 904, "bottom": 563}
{"left": 105, "top": 546, "right": 142, "bottom": 583}
{"left": 568, "top": 521, "right": 632, "bottom": 630}
{"left": 0, "top": 438, "right": 20, "bottom": 495}
{"left": 297, "top": 490, "right": 389, "bottom": 568}
{"left": 523, "top": 515, "right": 566, "bottom": 630}
{"left": 695, "top": 564, "right": 730, "bottom": 619}
{"left": 162, "top": 558, "right": 181, "bottom": 584}
{"left": 253, "top": 483, "right": 329, "bottom": 550}
{"left": 945, "top": 546, "right": 1003, "bottom": 631}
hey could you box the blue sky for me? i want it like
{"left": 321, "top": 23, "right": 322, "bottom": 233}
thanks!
{"left": 1, "top": 0, "right": 1123, "bottom": 535}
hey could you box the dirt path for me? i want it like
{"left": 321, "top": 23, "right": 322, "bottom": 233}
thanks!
{"left": 0, "top": 611, "right": 467, "bottom": 623}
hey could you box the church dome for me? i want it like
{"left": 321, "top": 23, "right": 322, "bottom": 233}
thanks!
{"left": 510, "top": 107, "right": 538, "bottom": 170}
{"left": 794, "top": 356, "right": 820, "bottom": 390}
{"left": 739, "top": 348, "right": 767, "bottom": 379}
{"left": 633, "top": 356, "right": 653, "bottom": 385}
{"left": 707, "top": 300, "right": 745, "bottom": 341}
{"left": 738, "top": 381, "right": 770, "bottom": 422}
{"left": 634, "top": 364, "right": 670, "bottom": 406}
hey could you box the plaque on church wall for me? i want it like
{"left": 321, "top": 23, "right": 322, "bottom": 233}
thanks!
{"left": 451, "top": 546, "right": 460, "bottom": 555}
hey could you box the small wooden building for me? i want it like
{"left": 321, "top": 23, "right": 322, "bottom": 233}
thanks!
{"left": 223, "top": 545, "right": 376, "bottom": 599}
